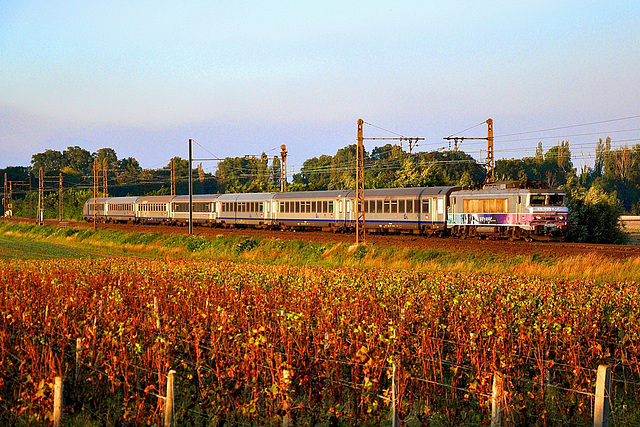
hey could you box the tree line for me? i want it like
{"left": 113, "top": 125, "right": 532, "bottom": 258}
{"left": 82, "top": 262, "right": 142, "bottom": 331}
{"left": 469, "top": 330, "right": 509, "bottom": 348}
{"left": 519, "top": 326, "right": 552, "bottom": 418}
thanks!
{"left": 2, "top": 138, "right": 639, "bottom": 244}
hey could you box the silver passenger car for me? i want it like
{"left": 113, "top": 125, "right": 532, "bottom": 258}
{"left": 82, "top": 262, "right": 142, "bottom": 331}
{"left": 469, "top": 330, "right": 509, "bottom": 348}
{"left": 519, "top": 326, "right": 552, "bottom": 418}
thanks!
{"left": 217, "top": 193, "right": 277, "bottom": 227}
{"left": 273, "top": 190, "right": 349, "bottom": 230}
{"left": 170, "top": 194, "right": 219, "bottom": 225}
{"left": 135, "top": 195, "right": 174, "bottom": 224}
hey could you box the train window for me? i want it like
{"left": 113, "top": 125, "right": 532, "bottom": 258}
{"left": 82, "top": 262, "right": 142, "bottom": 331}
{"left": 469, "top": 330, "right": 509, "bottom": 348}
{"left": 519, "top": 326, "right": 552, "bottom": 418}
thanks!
{"left": 322, "top": 201, "right": 327, "bottom": 213}
{"left": 384, "top": 201, "right": 390, "bottom": 213}
{"left": 422, "top": 200, "right": 430, "bottom": 214}
{"left": 530, "top": 195, "right": 545, "bottom": 205}
{"left": 376, "top": 200, "right": 382, "bottom": 213}
{"left": 517, "top": 196, "right": 521, "bottom": 205}
{"left": 398, "top": 200, "right": 405, "bottom": 213}
{"left": 294, "top": 202, "right": 299, "bottom": 213}
{"left": 548, "top": 194, "right": 564, "bottom": 206}
{"left": 437, "top": 199, "right": 444, "bottom": 215}
{"left": 406, "top": 200, "right": 412, "bottom": 213}
{"left": 260, "top": 202, "right": 264, "bottom": 212}
{"left": 391, "top": 201, "right": 398, "bottom": 213}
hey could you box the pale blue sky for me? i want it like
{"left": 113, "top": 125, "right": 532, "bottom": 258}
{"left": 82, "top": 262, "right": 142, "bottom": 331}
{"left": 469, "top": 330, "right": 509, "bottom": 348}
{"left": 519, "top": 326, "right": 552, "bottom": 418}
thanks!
{"left": 1, "top": 1, "right": 639, "bottom": 173}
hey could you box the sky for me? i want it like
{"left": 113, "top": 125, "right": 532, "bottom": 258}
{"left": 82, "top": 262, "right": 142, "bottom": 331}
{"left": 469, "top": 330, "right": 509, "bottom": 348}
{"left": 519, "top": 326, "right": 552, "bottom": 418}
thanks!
{"left": 1, "top": 1, "right": 639, "bottom": 175}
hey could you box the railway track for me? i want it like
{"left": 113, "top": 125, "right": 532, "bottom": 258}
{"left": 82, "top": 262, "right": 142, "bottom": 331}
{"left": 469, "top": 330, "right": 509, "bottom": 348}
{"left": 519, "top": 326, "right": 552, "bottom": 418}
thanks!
{"left": 3, "top": 217, "right": 639, "bottom": 260}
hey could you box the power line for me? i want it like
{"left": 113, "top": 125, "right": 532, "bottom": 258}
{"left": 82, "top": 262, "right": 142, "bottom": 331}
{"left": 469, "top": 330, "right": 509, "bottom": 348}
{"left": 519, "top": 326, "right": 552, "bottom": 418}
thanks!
{"left": 362, "top": 121, "right": 408, "bottom": 138}
{"left": 494, "top": 127, "right": 640, "bottom": 144}
{"left": 446, "top": 120, "right": 487, "bottom": 138}
{"left": 494, "top": 114, "right": 640, "bottom": 138}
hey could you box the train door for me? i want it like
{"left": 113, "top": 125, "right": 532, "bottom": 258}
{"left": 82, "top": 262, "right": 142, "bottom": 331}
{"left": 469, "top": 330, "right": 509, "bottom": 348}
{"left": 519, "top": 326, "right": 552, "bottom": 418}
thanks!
{"left": 436, "top": 198, "right": 444, "bottom": 224}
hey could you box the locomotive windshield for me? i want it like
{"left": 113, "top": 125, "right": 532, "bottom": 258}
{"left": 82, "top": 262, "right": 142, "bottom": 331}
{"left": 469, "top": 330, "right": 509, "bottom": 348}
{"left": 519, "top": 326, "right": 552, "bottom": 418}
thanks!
{"left": 529, "top": 194, "right": 565, "bottom": 206}
{"left": 547, "top": 194, "right": 564, "bottom": 206}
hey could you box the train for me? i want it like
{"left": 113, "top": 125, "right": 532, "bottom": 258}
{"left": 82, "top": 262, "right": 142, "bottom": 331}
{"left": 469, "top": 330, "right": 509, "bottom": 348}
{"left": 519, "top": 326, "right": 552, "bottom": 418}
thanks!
{"left": 83, "top": 181, "right": 569, "bottom": 241}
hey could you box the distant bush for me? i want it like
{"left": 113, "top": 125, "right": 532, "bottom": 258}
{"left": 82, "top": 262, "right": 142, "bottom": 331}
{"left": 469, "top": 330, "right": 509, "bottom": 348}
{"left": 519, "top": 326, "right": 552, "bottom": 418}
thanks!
{"left": 564, "top": 179, "right": 627, "bottom": 244}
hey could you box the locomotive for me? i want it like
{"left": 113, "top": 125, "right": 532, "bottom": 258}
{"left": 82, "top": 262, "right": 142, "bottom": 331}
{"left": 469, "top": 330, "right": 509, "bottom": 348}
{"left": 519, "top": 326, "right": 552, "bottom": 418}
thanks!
{"left": 84, "top": 181, "right": 568, "bottom": 241}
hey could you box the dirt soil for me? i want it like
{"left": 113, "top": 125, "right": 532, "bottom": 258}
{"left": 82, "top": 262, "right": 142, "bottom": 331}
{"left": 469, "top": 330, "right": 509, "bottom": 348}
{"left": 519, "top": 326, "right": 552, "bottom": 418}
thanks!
{"left": 6, "top": 217, "right": 640, "bottom": 260}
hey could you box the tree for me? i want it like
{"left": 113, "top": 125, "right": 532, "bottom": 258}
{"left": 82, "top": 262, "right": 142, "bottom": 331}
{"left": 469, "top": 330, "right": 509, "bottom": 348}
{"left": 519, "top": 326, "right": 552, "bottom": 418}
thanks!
{"left": 563, "top": 176, "right": 627, "bottom": 244}
{"left": 293, "top": 155, "right": 332, "bottom": 190}
{"left": 62, "top": 146, "right": 93, "bottom": 176}
{"left": 117, "top": 157, "right": 142, "bottom": 184}
{"left": 95, "top": 148, "right": 119, "bottom": 170}
{"left": 367, "top": 144, "right": 405, "bottom": 188}
{"left": 269, "top": 156, "right": 281, "bottom": 187}
{"left": 329, "top": 145, "right": 360, "bottom": 190}
{"left": 495, "top": 159, "right": 527, "bottom": 182}
{"left": 31, "top": 149, "right": 63, "bottom": 174}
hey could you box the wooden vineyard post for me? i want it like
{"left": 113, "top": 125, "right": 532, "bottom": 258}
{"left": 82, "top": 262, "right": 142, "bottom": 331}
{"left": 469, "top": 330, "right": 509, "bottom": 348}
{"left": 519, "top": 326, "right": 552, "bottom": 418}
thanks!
{"left": 53, "top": 376, "right": 63, "bottom": 427}
{"left": 164, "top": 370, "right": 176, "bottom": 427}
{"left": 75, "top": 338, "right": 82, "bottom": 383}
{"left": 392, "top": 362, "right": 399, "bottom": 427}
{"left": 75, "top": 337, "right": 82, "bottom": 402}
{"left": 491, "top": 371, "right": 504, "bottom": 427}
{"left": 154, "top": 296, "right": 161, "bottom": 330}
{"left": 282, "top": 368, "right": 292, "bottom": 427}
{"left": 594, "top": 365, "right": 612, "bottom": 427}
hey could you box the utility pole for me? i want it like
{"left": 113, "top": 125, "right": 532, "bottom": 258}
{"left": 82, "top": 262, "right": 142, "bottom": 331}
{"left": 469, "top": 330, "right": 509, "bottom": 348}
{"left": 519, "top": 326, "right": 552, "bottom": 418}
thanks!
{"left": 486, "top": 118, "right": 494, "bottom": 183}
{"left": 59, "top": 173, "right": 63, "bottom": 221}
{"left": 356, "top": 119, "right": 365, "bottom": 245}
{"left": 38, "top": 167, "right": 44, "bottom": 225}
{"left": 186, "top": 139, "right": 226, "bottom": 235}
{"left": 3, "top": 173, "right": 6, "bottom": 219}
{"left": 189, "top": 139, "right": 193, "bottom": 235}
{"left": 29, "top": 175, "right": 32, "bottom": 220}
{"left": 443, "top": 118, "right": 495, "bottom": 183}
{"left": 355, "top": 119, "right": 425, "bottom": 245}
{"left": 8, "top": 182, "right": 12, "bottom": 218}
{"left": 280, "top": 144, "right": 287, "bottom": 192}
{"left": 103, "top": 166, "right": 108, "bottom": 197}
{"left": 170, "top": 157, "right": 175, "bottom": 196}
{"left": 93, "top": 158, "right": 98, "bottom": 228}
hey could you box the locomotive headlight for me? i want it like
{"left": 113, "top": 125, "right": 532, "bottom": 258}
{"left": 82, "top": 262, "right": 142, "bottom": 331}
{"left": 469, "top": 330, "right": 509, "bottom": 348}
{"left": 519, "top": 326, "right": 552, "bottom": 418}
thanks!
{"left": 557, "top": 215, "right": 565, "bottom": 220}
{"left": 535, "top": 216, "right": 543, "bottom": 220}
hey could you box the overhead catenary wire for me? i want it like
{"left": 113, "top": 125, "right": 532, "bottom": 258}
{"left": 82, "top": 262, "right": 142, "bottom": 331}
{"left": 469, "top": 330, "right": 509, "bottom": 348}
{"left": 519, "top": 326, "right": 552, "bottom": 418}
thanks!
{"left": 446, "top": 120, "right": 488, "bottom": 139}
{"left": 493, "top": 114, "right": 640, "bottom": 138}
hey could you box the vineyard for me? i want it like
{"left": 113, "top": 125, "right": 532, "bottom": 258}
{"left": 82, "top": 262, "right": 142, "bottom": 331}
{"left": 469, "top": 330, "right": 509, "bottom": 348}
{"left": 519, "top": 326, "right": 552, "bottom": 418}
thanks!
{"left": 1, "top": 258, "right": 639, "bottom": 425}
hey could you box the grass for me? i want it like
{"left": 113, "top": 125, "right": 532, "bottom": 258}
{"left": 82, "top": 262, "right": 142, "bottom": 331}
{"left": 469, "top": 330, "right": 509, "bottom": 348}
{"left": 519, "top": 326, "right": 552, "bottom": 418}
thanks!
{"left": 0, "top": 236, "right": 117, "bottom": 260}
{"left": 1, "top": 221, "right": 639, "bottom": 282}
